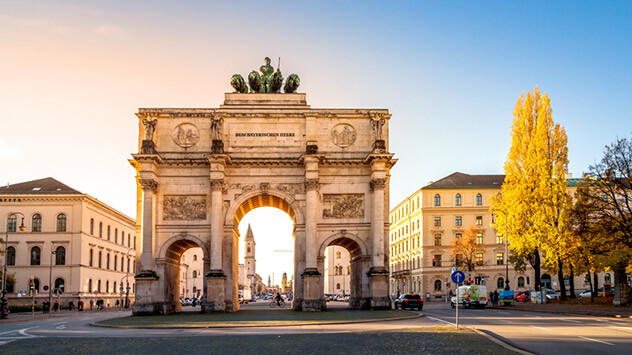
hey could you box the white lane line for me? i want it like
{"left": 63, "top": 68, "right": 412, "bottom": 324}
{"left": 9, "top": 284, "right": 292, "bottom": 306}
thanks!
{"left": 55, "top": 325, "right": 66, "bottom": 330}
{"left": 18, "top": 326, "right": 39, "bottom": 337}
{"left": 610, "top": 326, "right": 632, "bottom": 332}
{"left": 0, "top": 330, "right": 18, "bottom": 336}
{"left": 560, "top": 319, "right": 582, "bottom": 323}
{"left": 578, "top": 336, "right": 615, "bottom": 346}
{"left": 53, "top": 321, "right": 68, "bottom": 325}
{"left": 426, "top": 316, "right": 456, "bottom": 326}
{"left": 529, "top": 325, "right": 550, "bottom": 331}
{"left": 497, "top": 319, "right": 513, "bottom": 324}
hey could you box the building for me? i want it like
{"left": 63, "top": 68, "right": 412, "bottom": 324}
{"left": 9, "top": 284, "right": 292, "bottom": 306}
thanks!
{"left": 243, "top": 224, "right": 256, "bottom": 297}
{"left": 179, "top": 248, "right": 203, "bottom": 299}
{"left": 389, "top": 172, "right": 613, "bottom": 300}
{"left": 323, "top": 246, "right": 350, "bottom": 296}
{"left": 1, "top": 178, "right": 137, "bottom": 307}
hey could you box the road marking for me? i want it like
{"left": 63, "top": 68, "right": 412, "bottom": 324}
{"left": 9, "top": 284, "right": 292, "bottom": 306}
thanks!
{"left": 529, "top": 325, "right": 550, "bottom": 331}
{"left": 53, "top": 321, "right": 68, "bottom": 325}
{"left": 497, "top": 319, "right": 513, "bottom": 324}
{"left": 560, "top": 319, "right": 581, "bottom": 323}
{"left": 610, "top": 326, "right": 632, "bottom": 332}
{"left": 426, "top": 316, "right": 456, "bottom": 326}
{"left": 0, "top": 330, "right": 18, "bottom": 336}
{"left": 578, "top": 336, "right": 615, "bottom": 346}
{"left": 18, "top": 326, "right": 39, "bottom": 337}
{"left": 55, "top": 325, "right": 66, "bottom": 330}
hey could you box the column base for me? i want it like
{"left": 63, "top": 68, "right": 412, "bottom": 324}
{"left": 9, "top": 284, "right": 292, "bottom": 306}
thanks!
{"left": 368, "top": 267, "right": 391, "bottom": 310}
{"left": 133, "top": 271, "right": 161, "bottom": 315}
{"left": 301, "top": 268, "right": 324, "bottom": 311}
{"left": 203, "top": 270, "right": 226, "bottom": 313}
{"left": 350, "top": 297, "right": 372, "bottom": 310}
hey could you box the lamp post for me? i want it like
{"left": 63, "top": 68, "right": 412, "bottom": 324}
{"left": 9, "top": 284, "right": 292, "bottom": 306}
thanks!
{"left": 49, "top": 250, "right": 56, "bottom": 314}
{"left": 2, "top": 212, "right": 25, "bottom": 319}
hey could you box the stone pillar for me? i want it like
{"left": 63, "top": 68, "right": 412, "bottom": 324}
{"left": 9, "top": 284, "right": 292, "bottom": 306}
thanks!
{"left": 369, "top": 177, "right": 390, "bottom": 309}
{"left": 133, "top": 178, "right": 160, "bottom": 315}
{"left": 205, "top": 178, "right": 226, "bottom": 312}
{"left": 305, "top": 178, "right": 319, "bottom": 270}
{"left": 302, "top": 154, "right": 323, "bottom": 311}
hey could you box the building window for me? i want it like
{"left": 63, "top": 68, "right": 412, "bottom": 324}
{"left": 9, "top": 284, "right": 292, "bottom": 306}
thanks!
{"left": 114, "top": 228, "right": 118, "bottom": 243}
{"left": 434, "top": 194, "right": 441, "bottom": 206}
{"left": 605, "top": 273, "right": 612, "bottom": 284}
{"left": 455, "top": 254, "right": 463, "bottom": 267}
{"left": 434, "top": 234, "right": 442, "bottom": 246}
{"left": 99, "top": 222, "right": 103, "bottom": 238}
{"left": 433, "top": 254, "right": 442, "bottom": 267}
{"left": 518, "top": 276, "right": 525, "bottom": 288}
{"left": 336, "top": 283, "right": 341, "bottom": 290}
{"left": 114, "top": 255, "right": 118, "bottom": 271}
{"left": 31, "top": 278, "right": 40, "bottom": 293}
{"left": 7, "top": 216, "right": 17, "bottom": 233}
{"left": 584, "top": 274, "right": 591, "bottom": 285}
{"left": 32, "top": 214, "right": 42, "bottom": 232}
{"left": 476, "top": 216, "right": 483, "bottom": 226}
{"left": 127, "top": 258, "right": 130, "bottom": 272}
{"left": 106, "top": 280, "right": 110, "bottom": 293}
{"left": 455, "top": 233, "right": 462, "bottom": 239}
{"left": 7, "top": 246, "right": 16, "bottom": 265}
{"left": 106, "top": 254, "right": 110, "bottom": 269}
{"left": 455, "top": 193, "right": 462, "bottom": 206}
{"left": 55, "top": 246, "right": 66, "bottom": 265}
{"left": 475, "top": 253, "right": 484, "bottom": 266}
{"left": 120, "top": 257, "right": 124, "bottom": 271}
{"left": 133, "top": 236, "right": 136, "bottom": 249}
{"left": 434, "top": 217, "right": 441, "bottom": 227}
{"left": 192, "top": 270, "right": 197, "bottom": 278}
{"left": 56, "top": 214, "right": 67, "bottom": 232}
{"left": 496, "top": 253, "right": 504, "bottom": 265}
{"left": 476, "top": 233, "right": 483, "bottom": 245}
{"left": 90, "top": 218, "right": 94, "bottom": 235}
{"left": 88, "top": 279, "right": 93, "bottom": 293}
{"left": 54, "top": 278, "right": 65, "bottom": 293}
{"left": 455, "top": 216, "right": 462, "bottom": 226}
{"left": 496, "top": 234, "right": 503, "bottom": 244}
{"left": 98, "top": 251, "right": 102, "bottom": 268}
{"left": 98, "top": 280, "right": 102, "bottom": 292}
{"left": 30, "top": 246, "right": 41, "bottom": 265}
{"left": 476, "top": 193, "right": 483, "bottom": 206}
{"left": 347, "top": 265, "right": 350, "bottom": 274}
{"left": 193, "top": 255, "right": 197, "bottom": 261}
{"left": 434, "top": 280, "right": 442, "bottom": 291}
{"left": 107, "top": 226, "right": 111, "bottom": 240}
{"left": 497, "top": 278, "right": 504, "bottom": 289}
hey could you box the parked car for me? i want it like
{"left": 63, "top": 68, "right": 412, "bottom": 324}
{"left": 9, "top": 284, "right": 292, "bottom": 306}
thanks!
{"left": 515, "top": 291, "right": 530, "bottom": 302}
{"left": 578, "top": 287, "right": 615, "bottom": 298}
{"left": 394, "top": 293, "right": 423, "bottom": 310}
{"left": 451, "top": 285, "right": 488, "bottom": 308}
{"left": 542, "top": 288, "right": 559, "bottom": 300}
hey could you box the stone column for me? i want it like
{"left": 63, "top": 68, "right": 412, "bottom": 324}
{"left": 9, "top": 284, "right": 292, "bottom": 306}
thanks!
{"left": 304, "top": 178, "right": 319, "bottom": 270}
{"left": 369, "top": 177, "right": 390, "bottom": 309}
{"left": 301, "top": 154, "right": 323, "bottom": 311}
{"left": 205, "top": 178, "right": 226, "bottom": 312}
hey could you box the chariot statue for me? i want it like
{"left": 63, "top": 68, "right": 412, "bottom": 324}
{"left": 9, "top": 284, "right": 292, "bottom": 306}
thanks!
{"left": 231, "top": 57, "right": 300, "bottom": 94}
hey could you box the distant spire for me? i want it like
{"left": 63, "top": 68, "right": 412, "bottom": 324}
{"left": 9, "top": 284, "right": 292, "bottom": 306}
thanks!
{"left": 245, "top": 223, "right": 254, "bottom": 241}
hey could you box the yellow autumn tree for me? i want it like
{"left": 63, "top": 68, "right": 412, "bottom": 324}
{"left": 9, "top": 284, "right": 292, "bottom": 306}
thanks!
{"left": 491, "top": 87, "right": 571, "bottom": 297}
{"left": 451, "top": 225, "right": 484, "bottom": 274}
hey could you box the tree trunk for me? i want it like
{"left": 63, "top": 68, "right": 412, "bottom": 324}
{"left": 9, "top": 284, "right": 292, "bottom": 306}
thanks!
{"left": 588, "top": 272, "right": 594, "bottom": 303}
{"left": 593, "top": 272, "right": 599, "bottom": 298}
{"left": 613, "top": 265, "right": 630, "bottom": 306}
{"left": 569, "top": 263, "right": 576, "bottom": 299}
{"left": 528, "top": 249, "right": 541, "bottom": 291}
{"left": 557, "top": 257, "right": 568, "bottom": 301}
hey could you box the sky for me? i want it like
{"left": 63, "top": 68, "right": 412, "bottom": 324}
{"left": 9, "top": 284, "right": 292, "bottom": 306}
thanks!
{"left": 1, "top": 1, "right": 631, "bottom": 283}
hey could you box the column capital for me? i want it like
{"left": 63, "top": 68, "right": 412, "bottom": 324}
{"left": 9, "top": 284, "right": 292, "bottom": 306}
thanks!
{"left": 138, "top": 179, "right": 158, "bottom": 191}
{"left": 210, "top": 178, "right": 225, "bottom": 191}
{"left": 305, "top": 178, "right": 319, "bottom": 191}
{"left": 370, "top": 178, "right": 387, "bottom": 191}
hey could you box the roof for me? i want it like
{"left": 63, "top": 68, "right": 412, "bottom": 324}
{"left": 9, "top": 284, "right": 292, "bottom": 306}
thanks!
{"left": 1, "top": 177, "right": 82, "bottom": 195}
{"left": 422, "top": 172, "right": 505, "bottom": 190}
{"left": 245, "top": 224, "right": 254, "bottom": 241}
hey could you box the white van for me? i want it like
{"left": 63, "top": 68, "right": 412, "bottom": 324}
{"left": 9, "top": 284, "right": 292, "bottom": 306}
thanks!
{"left": 450, "top": 285, "right": 488, "bottom": 308}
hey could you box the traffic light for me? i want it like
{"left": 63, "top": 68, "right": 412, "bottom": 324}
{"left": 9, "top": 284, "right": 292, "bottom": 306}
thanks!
{"left": 432, "top": 258, "right": 436, "bottom": 267}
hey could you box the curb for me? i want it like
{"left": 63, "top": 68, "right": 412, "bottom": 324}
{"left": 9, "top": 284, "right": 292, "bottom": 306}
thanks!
{"left": 470, "top": 327, "right": 536, "bottom": 355}
{"left": 488, "top": 305, "right": 632, "bottom": 320}
{"left": 90, "top": 313, "right": 423, "bottom": 329}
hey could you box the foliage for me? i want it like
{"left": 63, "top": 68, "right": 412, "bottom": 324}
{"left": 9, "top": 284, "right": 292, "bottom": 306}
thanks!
{"left": 9, "top": 305, "right": 43, "bottom": 313}
{"left": 0, "top": 270, "right": 16, "bottom": 291}
{"left": 450, "top": 225, "right": 484, "bottom": 273}
{"left": 491, "top": 86, "right": 570, "bottom": 293}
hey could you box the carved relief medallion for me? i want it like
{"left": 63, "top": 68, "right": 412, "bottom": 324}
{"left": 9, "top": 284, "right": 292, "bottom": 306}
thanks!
{"left": 172, "top": 123, "right": 200, "bottom": 148}
{"left": 163, "top": 195, "right": 207, "bottom": 220}
{"left": 322, "top": 194, "right": 364, "bottom": 219}
{"left": 331, "top": 123, "right": 357, "bottom": 147}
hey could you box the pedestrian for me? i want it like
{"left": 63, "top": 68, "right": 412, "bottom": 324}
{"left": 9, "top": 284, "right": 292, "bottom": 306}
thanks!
{"left": 79, "top": 300, "right": 84, "bottom": 311}
{"left": 115, "top": 299, "right": 120, "bottom": 308}
{"left": 54, "top": 301, "right": 59, "bottom": 312}
{"left": 69, "top": 301, "right": 74, "bottom": 311}
{"left": 90, "top": 299, "right": 94, "bottom": 310}
{"left": 493, "top": 290, "right": 499, "bottom": 306}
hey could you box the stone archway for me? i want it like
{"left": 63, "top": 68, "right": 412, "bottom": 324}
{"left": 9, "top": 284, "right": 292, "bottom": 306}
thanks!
{"left": 131, "top": 88, "right": 395, "bottom": 314}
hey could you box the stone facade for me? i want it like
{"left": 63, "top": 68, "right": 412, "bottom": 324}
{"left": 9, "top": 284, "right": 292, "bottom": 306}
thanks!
{"left": 324, "top": 246, "right": 350, "bottom": 296}
{"left": 389, "top": 172, "right": 613, "bottom": 300}
{"left": 0, "top": 178, "right": 137, "bottom": 308}
{"left": 130, "top": 93, "right": 396, "bottom": 314}
{"left": 179, "top": 248, "right": 203, "bottom": 299}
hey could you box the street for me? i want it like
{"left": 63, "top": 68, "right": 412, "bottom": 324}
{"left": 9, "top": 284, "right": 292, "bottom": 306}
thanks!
{"left": 0, "top": 302, "right": 631, "bottom": 354}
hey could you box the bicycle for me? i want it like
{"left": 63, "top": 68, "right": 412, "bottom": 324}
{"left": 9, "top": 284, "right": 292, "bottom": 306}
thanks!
{"left": 269, "top": 300, "right": 286, "bottom": 308}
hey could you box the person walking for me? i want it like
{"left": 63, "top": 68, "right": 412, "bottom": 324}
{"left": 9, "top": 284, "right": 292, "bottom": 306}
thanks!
{"left": 90, "top": 299, "right": 94, "bottom": 311}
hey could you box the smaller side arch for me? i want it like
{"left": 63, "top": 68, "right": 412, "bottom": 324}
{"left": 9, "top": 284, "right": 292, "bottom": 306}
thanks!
{"left": 318, "top": 232, "right": 368, "bottom": 258}
{"left": 158, "top": 233, "right": 209, "bottom": 261}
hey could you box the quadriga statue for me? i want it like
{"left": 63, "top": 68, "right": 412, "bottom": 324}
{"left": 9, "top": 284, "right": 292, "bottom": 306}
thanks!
{"left": 284, "top": 74, "right": 300, "bottom": 93}
{"left": 248, "top": 71, "right": 262, "bottom": 93}
{"left": 230, "top": 74, "right": 248, "bottom": 93}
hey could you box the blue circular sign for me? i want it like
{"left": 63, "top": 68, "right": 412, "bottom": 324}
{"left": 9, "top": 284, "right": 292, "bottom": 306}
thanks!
{"left": 451, "top": 271, "right": 466, "bottom": 284}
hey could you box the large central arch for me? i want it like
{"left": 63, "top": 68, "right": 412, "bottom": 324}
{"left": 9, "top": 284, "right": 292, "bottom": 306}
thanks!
{"left": 131, "top": 91, "right": 395, "bottom": 314}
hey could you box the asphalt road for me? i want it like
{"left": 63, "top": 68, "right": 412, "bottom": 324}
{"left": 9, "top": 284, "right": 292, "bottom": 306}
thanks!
{"left": 1, "top": 301, "right": 631, "bottom": 355}
{"left": 421, "top": 302, "right": 632, "bottom": 355}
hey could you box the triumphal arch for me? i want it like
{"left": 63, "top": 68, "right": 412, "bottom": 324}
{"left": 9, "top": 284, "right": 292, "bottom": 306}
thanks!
{"left": 130, "top": 59, "right": 396, "bottom": 314}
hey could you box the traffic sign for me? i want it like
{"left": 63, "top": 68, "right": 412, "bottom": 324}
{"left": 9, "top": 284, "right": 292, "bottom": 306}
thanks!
{"left": 451, "top": 270, "right": 465, "bottom": 284}
{"left": 451, "top": 267, "right": 456, "bottom": 274}
{"left": 402, "top": 282, "right": 406, "bottom": 286}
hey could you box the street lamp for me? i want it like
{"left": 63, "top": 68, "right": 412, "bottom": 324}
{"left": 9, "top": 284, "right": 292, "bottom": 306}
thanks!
{"left": 49, "top": 250, "right": 56, "bottom": 314}
{"left": 2, "top": 212, "right": 25, "bottom": 319}
{"left": 119, "top": 248, "right": 132, "bottom": 308}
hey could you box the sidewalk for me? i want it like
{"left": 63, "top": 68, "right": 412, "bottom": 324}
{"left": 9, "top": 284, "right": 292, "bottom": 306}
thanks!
{"left": 0, "top": 307, "right": 126, "bottom": 325}
{"left": 489, "top": 300, "right": 632, "bottom": 318}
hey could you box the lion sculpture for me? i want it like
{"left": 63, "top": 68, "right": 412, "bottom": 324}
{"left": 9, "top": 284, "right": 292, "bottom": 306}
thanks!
{"left": 248, "top": 71, "right": 262, "bottom": 93}
{"left": 284, "top": 74, "right": 300, "bottom": 93}
{"left": 271, "top": 70, "right": 284, "bottom": 93}
{"left": 230, "top": 74, "right": 248, "bottom": 93}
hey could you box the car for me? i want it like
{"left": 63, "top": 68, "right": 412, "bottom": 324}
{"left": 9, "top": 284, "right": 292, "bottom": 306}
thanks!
{"left": 394, "top": 293, "right": 423, "bottom": 310}
{"left": 451, "top": 285, "right": 488, "bottom": 308}
{"left": 515, "top": 291, "right": 530, "bottom": 302}
{"left": 578, "top": 287, "right": 615, "bottom": 298}
{"left": 542, "top": 288, "right": 559, "bottom": 300}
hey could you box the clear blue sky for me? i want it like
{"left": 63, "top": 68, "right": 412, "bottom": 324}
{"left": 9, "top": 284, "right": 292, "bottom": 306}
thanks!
{"left": 1, "top": 1, "right": 630, "bottom": 282}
